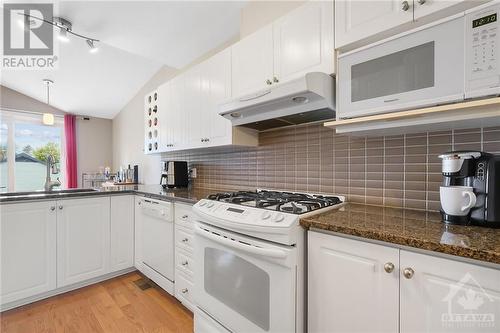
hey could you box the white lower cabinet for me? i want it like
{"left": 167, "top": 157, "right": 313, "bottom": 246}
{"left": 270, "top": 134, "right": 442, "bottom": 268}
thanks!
{"left": 400, "top": 250, "right": 500, "bottom": 333}
{"left": 110, "top": 195, "right": 135, "bottom": 272}
{"left": 0, "top": 201, "right": 57, "bottom": 306}
{"left": 308, "top": 231, "right": 399, "bottom": 333}
{"left": 56, "top": 197, "right": 111, "bottom": 287}
{"left": 309, "top": 231, "right": 500, "bottom": 333}
{"left": 174, "top": 202, "right": 196, "bottom": 312}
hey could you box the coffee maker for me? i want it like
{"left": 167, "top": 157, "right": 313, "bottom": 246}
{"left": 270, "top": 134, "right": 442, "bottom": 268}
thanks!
{"left": 160, "top": 161, "right": 189, "bottom": 188}
{"left": 439, "top": 151, "right": 500, "bottom": 227}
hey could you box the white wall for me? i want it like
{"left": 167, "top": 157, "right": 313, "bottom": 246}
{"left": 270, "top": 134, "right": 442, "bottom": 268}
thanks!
{"left": 1, "top": 85, "right": 113, "bottom": 188}
{"left": 111, "top": 1, "right": 305, "bottom": 185}
{"left": 112, "top": 66, "right": 178, "bottom": 184}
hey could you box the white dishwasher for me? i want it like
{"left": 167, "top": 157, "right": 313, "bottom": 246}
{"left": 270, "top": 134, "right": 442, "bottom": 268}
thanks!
{"left": 136, "top": 197, "right": 175, "bottom": 294}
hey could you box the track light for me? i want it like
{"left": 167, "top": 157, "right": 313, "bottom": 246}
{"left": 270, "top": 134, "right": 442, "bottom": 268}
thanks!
{"left": 86, "top": 39, "right": 98, "bottom": 53}
{"left": 58, "top": 28, "right": 70, "bottom": 43}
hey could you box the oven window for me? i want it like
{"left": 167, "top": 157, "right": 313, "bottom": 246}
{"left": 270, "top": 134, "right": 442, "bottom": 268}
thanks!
{"left": 351, "top": 41, "right": 435, "bottom": 102}
{"left": 204, "top": 247, "right": 270, "bottom": 331}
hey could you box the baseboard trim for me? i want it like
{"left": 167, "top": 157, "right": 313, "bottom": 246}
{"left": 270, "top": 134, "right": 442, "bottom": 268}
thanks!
{"left": 1, "top": 267, "right": 136, "bottom": 312}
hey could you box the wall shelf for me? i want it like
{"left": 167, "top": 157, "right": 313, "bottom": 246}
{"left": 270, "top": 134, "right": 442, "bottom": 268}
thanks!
{"left": 325, "top": 97, "right": 500, "bottom": 136}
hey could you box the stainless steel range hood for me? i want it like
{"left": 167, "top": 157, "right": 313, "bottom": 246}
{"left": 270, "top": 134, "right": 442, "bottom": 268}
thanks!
{"left": 219, "top": 72, "right": 335, "bottom": 131}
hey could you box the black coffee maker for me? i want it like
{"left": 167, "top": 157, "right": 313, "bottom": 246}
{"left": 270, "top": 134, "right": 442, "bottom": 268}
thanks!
{"left": 439, "top": 151, "right": 500, "bottom": 227}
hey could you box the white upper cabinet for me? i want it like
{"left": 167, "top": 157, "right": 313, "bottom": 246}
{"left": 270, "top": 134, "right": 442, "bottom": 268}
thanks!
{"left": 56, "top": 197, "right": 111, "bottom": 287}
{"left": 273, "top": 0, "right": 334, "bottom": 83}
{"left": 308, "top": 232, "right": 399, "bottom": 333}
{"left": 232, "top": 0, "right": 335, "bottom": 98}
{"left": 335, "top": 0, "right": 413, "bottom": 49}
{"left": 201, "top": 48, "right": 233, "bottom": 146}
{"left": 400, "top": 250, "right": 500, "bottom": 333}
{"left": 232, "top": 25, "right": 275, "bottom": 98}
{"left": 1, "top": 201, "right": 57, "bottom": 305}
{"left": 144, "top": 90, "right": 160, "bottom": 154}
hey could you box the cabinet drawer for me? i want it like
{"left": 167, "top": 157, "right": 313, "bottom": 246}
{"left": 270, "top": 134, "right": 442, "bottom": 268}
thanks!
{"left": 175, "top": 227, "right": 193, "bottom": 253}
{"left": 175, "top": 248, "right": 194, "bottom": 277}
{"left": 175, "top": 203, "right": 194, "bottom": 230}
{"left": 175, "top": 271, "right": 195, "bottom": 311}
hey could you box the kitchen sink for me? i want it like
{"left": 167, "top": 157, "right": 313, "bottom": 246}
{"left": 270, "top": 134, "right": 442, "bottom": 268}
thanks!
{"left": 0, "top": 188, "right": 98, "bottom": 197}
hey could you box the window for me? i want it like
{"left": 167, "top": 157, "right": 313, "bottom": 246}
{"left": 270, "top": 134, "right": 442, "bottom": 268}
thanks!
{"left": 0, "top": 110, "right": 65, "bottom": 192}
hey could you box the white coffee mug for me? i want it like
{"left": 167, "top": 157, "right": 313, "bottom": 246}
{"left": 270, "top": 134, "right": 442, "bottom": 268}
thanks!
{"left": 440, "top": 186, "right": 477, "bottom": 216}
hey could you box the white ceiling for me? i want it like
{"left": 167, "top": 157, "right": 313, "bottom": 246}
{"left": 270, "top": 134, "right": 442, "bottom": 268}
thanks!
{"left": 1, "top": 1, "right": 246, "bottom": 119}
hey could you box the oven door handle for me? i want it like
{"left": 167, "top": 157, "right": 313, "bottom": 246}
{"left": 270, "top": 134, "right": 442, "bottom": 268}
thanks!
{"left": 195, "top": 226, "right": 288, "bottom": 259}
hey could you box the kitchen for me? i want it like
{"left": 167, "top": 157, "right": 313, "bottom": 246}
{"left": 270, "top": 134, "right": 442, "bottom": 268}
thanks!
{"left": 1, "top": 0, "right": 500, "bottom": 332}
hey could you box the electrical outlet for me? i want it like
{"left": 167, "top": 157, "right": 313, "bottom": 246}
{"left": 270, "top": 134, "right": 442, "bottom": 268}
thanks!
{"left": 190, "top": 168, "right": 197, "bottom": 178}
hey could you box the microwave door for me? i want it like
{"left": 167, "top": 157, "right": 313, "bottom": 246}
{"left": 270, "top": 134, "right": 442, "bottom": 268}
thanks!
{"left": 338, "top": 15, "right": 465, "bottom": 119}
{"left": 193, "top": 224, "right": 296, "bottom": 333}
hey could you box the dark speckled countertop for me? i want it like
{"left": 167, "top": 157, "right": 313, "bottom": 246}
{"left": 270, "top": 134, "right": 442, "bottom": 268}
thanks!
{"left": 0, "top": 185, "right": 220, "bottom": 205}
{"left": 301, "top": 203, "right": 500, "bottom": 265}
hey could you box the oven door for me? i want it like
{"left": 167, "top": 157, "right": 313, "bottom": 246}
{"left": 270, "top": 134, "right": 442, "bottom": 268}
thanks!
{"left": 338, "top": 14, "right": 465, "bottom": 119}
{"left": 194, "top": 223, "right": 296, "bottom": 333}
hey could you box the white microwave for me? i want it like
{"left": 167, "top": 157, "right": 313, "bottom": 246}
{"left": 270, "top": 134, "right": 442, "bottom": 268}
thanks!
{"left": 338, "top": 2, "right": 500, "bottom": 119}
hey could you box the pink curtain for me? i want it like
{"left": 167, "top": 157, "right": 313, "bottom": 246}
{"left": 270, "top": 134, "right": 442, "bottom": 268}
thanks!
{"left": 64, "top": 114, "right": 78, "bottom": 188}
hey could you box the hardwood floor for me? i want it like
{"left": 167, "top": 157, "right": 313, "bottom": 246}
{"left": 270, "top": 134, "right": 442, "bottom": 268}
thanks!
{"left": 0, "top": 272, "right": 194, "bottom": 333}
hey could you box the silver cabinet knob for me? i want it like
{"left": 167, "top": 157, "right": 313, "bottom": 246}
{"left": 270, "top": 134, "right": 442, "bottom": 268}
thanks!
{"left": 50, "top": 206, "right": 56, "bottom": 211}
{"left": 182, "top": 215, "right": 188, "bottom": 219}
{"left": 273, "top": 76, "right": 279, "bottom": 83}
{"left": 58, "top": 205, "right": 63, "bottom": 210}
{"left": 182, "top": 238, "right": 189, "bottom": 243}
{"left": 417, "top": 0, "right": 426, "bottom": 4}
{"left": 181, "top": 261, "right": 189, "bottom": 266}
{"left": 403, "top": 267, "right": 415, "bottom": 279}
{"left": 181, "top": 288, "right": 188, "bottom": 294}
{"left": 266, "top": 79, "right": 272, "bottom": 85}
{"left": 402, "top": 1, "right": 410, "bottom": 11}
{"left": 384, "top": 262, "right": 395, "bottom": 273}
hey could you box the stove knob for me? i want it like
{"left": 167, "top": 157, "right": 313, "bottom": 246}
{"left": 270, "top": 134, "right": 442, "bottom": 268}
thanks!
{"left": 274, "top": 213, "right": 285, "bottom": 222}
{"left": 261, "top": 212, "right": 271, "bottom": 220}
{"left": 207, "top": 202, "right": 215, "bottom": 208}
{"left": 199, "top": 200, "right": 207, "bottom": 207}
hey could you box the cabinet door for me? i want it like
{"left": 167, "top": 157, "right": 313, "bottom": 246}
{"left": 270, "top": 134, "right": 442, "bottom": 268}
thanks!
{"left": 273, "top": 0, "right": 334, "bottom": 83}
{"left": 308, "top": 232, "right": 399, "bottom": 333}
{"left": 0, "top": 201, "right": 57, "bottom": 305}
{"left": 157, "top": 82, "right": 172, "bottom": 151}
{"left": 110, "top": 195, "right": 134, "bottom": 272}
{"left": 335, "top": 0, "right": 413, "bottom": 49}
{"left": 134, "top": 196, "right": 143, "bottom": 268}
{"left": 185, "top": 65, "right": 204, "bottom": 149}
{"left": 205, "top": 48, "right": 233, "bottom": 147}
{"left": 400, "top": 250, "right": 500, "bottom": 333}
{"left": 231, "top": 25, "right": 274, "bottom": 97}
{"left": 57, "top": 197, "right": 110, "bottom": 287}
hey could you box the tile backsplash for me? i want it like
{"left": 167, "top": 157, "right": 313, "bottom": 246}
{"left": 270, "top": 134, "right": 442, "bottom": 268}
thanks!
{"left": 163, "top": 124, "right": 500, "bottom": 211}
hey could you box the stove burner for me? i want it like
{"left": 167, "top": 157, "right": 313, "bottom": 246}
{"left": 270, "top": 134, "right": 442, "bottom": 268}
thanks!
{"left": 206, "top": 190, "right": 343, "bottom": 214}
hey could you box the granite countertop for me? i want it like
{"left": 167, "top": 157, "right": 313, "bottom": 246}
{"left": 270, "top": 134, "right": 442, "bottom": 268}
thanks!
{"left": 0, "top": 185, "right": 219, "bottom": 205}
{"left": 301, "top": 203, "right": 500, "bottom": 265}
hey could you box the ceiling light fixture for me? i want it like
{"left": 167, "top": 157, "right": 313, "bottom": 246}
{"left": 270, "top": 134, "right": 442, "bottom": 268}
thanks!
{"left": 42, "top": 79, "right": 55, "bottom": 126}
{"left": 18, "top": 13, "right": 99, "bottom": 52}
{"left": 86, "top": 39, "right": 99, "bottom": 53}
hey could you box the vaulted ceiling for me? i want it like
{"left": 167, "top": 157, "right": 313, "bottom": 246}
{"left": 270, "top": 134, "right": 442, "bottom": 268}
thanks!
{"left": 0, "top": 1, "right": 246, "bottom": 118}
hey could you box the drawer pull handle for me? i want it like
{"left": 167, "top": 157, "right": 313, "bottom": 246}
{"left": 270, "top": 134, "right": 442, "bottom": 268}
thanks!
{"left": 182, "top": 215, "right": 188, "bottom": 219}
{"left": 182, "top": 238, "right": 189, "bottom": 243}
{"left": 182, "top": 261, "right": 189, "bottom": 266}
{"left": 181, "top": 288, "right": 188, "bottom": 294}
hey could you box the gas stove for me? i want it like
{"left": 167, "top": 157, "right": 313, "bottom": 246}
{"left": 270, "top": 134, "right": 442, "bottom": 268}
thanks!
{"left": 193, "top": 190, "right": 345, "bottom": 245}
{"left": 207, "top": 190, "right": 343, "bottom": 214}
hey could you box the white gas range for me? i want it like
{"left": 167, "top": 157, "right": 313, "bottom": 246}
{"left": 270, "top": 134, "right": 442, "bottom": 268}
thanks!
{"left": 192, "top": 190, "right": 345, "bottom": 333}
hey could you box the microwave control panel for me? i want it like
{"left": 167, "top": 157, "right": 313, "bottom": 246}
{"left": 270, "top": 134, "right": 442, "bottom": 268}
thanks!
{"left": 466, "top": 3, "right": 500, "bottom": 98}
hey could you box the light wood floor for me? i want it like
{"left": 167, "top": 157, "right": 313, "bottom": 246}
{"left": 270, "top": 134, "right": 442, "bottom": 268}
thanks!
{"left": 0, "top": 272, "right": 194, "bottom": 333}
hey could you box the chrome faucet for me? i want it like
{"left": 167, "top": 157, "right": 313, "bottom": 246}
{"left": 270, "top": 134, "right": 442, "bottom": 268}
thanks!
{"left": 44, "top": 155, "right": 61, "bottom": 191}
